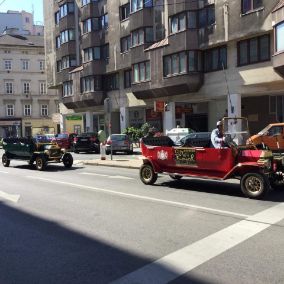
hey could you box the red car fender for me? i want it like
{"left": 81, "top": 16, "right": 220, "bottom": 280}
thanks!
{"left": 142, "top": 158, "right": 162, "bottom": 173}
{"left": 223, "top": 162, "right": 266, "bottom": 180}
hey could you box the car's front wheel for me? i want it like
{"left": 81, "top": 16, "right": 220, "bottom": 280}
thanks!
{"left": 140, "top": 164, "right": 157, "bottom": 185}
{"left": 35, "top": 156, "right": 47, "bottom": 171}
{"left": 241, "top": 173, "right": 268, "bottom": 199}
{"left": 63, "top": 153, "right": 73, "bottom": 168}
{"left": 2, "top": 154, "right": 10, "bottom": 167}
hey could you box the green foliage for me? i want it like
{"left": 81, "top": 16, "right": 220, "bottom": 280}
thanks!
{"left": 122, "top": 122, "right": 152, "bottom": 142}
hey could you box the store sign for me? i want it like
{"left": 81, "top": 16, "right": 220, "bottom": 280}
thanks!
{"left": 154, "top": 101, "right": 165, "bottom": 112}
{"left": 0, "top": 120, "right": 21, "bottom": 126}
{"left": 129, "top": 109, "right": 144, "bottom": 125}
{"left": 66, "top": 115, "right": 82, "bottom": 121}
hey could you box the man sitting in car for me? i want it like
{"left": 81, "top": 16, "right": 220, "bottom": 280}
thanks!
{"left": 211, "top": 120, "right": 225, "bottom": 148}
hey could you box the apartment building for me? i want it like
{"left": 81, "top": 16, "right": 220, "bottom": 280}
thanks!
{"left": 44, "top": 0, "right": 284, "bottom": 135}
{"left": 0, "top": 34, "right": 59, "bottom": 138}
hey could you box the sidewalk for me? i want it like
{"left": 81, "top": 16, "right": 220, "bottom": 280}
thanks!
{"left": 74, "top": 150, "right": 143, "bottom": 169}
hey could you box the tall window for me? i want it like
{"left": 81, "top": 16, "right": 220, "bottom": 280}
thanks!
{"left": 131, "top": 27, "right": 153, "bottom": 47}
{"left": 41, "top": 105, "right": 48, "bottom": 116}
{"left": 4, "top": 60, "right": 12, "bottom": 70}
{"left": 63, "top": 81, "right": 73, "bottom": 97}
{"left": 124, "top": 70, "right": 132, "bottom": 88}
{"left": 40, "top": 82, "right": 46, "bottom": 94}
{"left": 104, "top": 73, "right": 119, "bottom": 90}
{"left": 39, "top": 61, "right": 45, "bottom": 71}
{"left": 60, "top": 29, "right": 75, "bottom": 44}
{"left": 82, "top": 17, "right": 100, "bottom": 33}
{"left": 237, "top": 34, "right": 270, "bottom": 66}
{"left": 198, "top": 5, "right": 215, "bottom": 28}
{"left": 61, "top": 55, "right": 76, "bottom": 69}
{"left": 242, "top": 0, "right": 263, "bottom": 14}
{"left": 132, "top": 61, "right": 150, "bottom": 83}
{"left": 24, "top": 104, "right": 31, "bottom": 116}
{"left": 81, "top": 76, "right": 102, "bottom": 92}
{"left": 120, "top": 3, "right": 130, "bottom": 21}
{"left": 204, "top": 46, "right": 227, "bottom": 72}
{"left": 59, "top": 2, "right": 74, "bottom": 18}
{"left": 22, "top": 60, "right": 29, "bottom": 70}
{"left": 276, "top": 22, "right": 284, "bottom": 53}
{"left": 23, "top": 82, "right": 30, "bottom": 94}
{"left": 6, "top": 105, "right": 14, "bottom": 117}
{"left": 121, "top": 35, "right": 131, "bottom": 53}
{"left": 81, "top": 0, "right": 98, "bottom": 6}
{"left": 5, "top": 82, "right": 13, "bottom": 94}
{"left": 131, "top": 0, "right": 152, "bottom": 13}
{"left": 170, "top": 13, "right": 186, "bottom": 34}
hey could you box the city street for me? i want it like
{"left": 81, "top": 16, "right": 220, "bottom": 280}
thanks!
{"left": 1, "top": 152, "right": 284, "bottom": 283}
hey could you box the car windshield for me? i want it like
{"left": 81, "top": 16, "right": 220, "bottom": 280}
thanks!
{"left": 258, "top": 125, "right": 271, "bottom": 135}
{"left": 223, "top": 117, "right": 250, "bottom": 146}
{"left": 110, "top": 135, "right": 127, "bottom": 141}
{"left": 56, "top": 134, "right": 68, "bottom": 139}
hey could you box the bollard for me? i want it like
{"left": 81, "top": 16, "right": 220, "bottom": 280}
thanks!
{"left": 100, "top": 142, "right": 106, "bottom": 160}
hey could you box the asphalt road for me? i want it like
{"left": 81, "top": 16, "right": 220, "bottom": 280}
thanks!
{"left": 1, "top": 155, "right": 284, "bottom": 283}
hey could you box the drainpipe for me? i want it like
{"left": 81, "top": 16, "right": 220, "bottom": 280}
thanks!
{"left": 223, "top": 1, "right": 229, "bottom": 42}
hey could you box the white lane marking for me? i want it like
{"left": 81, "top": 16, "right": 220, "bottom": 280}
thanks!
{"left": 80, "top": 172, "right": 134, "bottom": 180}
{"left": 80, "top": 173, "right": 108, "bottom": 177}
{"left": 0, "top": 170, "right": 9, "bottom": 174}
{"left": 0, "top": 190, "right": 20, "bottom": 203}
{"left": 112, "top": 203, "right": 284, "bottom": 284}
{"left": 26, "top": 176, "right": 249, "bottom": 218}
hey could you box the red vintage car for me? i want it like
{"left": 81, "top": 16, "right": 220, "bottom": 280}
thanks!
{"left": 140, "top": 117, "right": 284, "bottom": 199}
{"left": 52, "top": 132, "right": 77, "bottom": 150}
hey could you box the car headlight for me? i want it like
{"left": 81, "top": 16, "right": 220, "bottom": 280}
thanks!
{"left": 44, "top": 149, "right": 51, "bottom": 155}
{"left": 61, "top": 148, "right": 66, "bottom": 153}
{"left": 263, "top": 159, "right": 272, "bottom": 169}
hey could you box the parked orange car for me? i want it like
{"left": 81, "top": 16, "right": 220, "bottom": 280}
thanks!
{"left": 247, "top": 123, "right": 284, "bottom": 150}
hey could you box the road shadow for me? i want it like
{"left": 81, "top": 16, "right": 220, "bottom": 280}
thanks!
{"left": 12, "top": 164, "right": 84, "bottom": 172}
{"left": 0, "top": 201, "right": 209, "bottom": 284}
{"left": 156, "top": 177, "right": 284, "bottom": 201}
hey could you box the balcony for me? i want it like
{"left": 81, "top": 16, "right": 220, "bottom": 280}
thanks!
{"left": 129, "top": 8, "right": 153, "bottom": 31}
{"left": 132, "top": 73, "right": 203, "bottom": 100}
{"left": 272, "top": 52, "right": 284, "bottom": 77}
{"left": 59, "top": 14, "right": 76, "bottom": 31}
{"left": 82, "top": 60, "right": 106, "bottom": 76}
{"left": 80, "top": 2, "right": 100, "bottom": 21}
{"left": 167, "top": 30, "right": 199, "bottom": 51}
{"left": 81, "top": 31, "right": 104, "bottom": 49}
{"left": 57, "top": 41, "right": 76, "bottom": 58}
{"left": 168, "top": 1, "right": 198, "bottom": 17}
{"left": 62, "top": 91, "right": 105, "bottom": 109}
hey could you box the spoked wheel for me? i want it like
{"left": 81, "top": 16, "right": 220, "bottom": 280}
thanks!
{"left": 169, "top": 174, "right": 182, "bottom": 180}
{"left": 2, "top": 154, "right": 10, "bottom": 167}
{"left": 241, "top": 173, "right": 268, "bottom": 199}
{"left": 63, "top": 153, "right": 73, "bottom": 168}
{"left": 140, "top": 164, "right": 158, "bottom": 185}
{"left": 35, "top": 156, "right": 47, "bottom": 171}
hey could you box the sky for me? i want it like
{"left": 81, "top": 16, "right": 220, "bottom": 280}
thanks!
{"left": 0, "top": 0, "right": 43, "bottom": 24}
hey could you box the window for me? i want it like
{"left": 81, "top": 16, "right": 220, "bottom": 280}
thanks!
{"left": 25, "top": 17, "right": 30, "bottom": 23}
{"left": 57, "top": 60, "right": 62, "bottom": 72}
{"left": 132, "top": 61, "right": 150, "bottom": 83}
{"left": 60, "top": 29, "right": 75, "bottom": 44}
{"left": 22, "top": 60, "right": 29, "bottom": 70}
{"left": 188, "top": 11, "right": 197, "bottom": 29}
{"left": 6, "top": 104, "right": 14, "bottom": 117}
{"left": 4, "top": 60, "right": 12, "bottom": 70}
{"left": 276, "top": 22, "right": 284, "bottom": 53}
{"left": 59, "top": 2, "right": 74, "bottom": 18}
{"left": 39, "top": 61, "right": 45, "bottom": 71}
{"left": 101, "top": 14, "right": 109, "bottom": 29}
{"left": 24, "top": 104, "right": 31, "bottom": 116}
{"left": 170, "top": 13, "right": 186, "bottom": 34}
{"left": 199, "top": 5, "right": 215, "bottom": 28}
{"left": 82, "top": 17, "right": 100, "bottom": 33}
{"left": 40, "top": 82, "right": 46, "bottom": 94}
{"left": 204, "top": 46, "right": 227, "bottom": 72}
{"left": 5, "top": 82, "right": 13, "bottom": 94}
{"left": 104, "top": 73, "right": 119, "bottom": 90}
{"left": 55, "top": 11, "right": 60, "bottom": 25}
{"left": 63, "top": 81, "right": 73, "bottom": 97}
{"left": 131, "top": 0, "right": 152, "bottom": 13}
{"left": 237, "top": 34, "right": 270, "bottom": 66}
{"left": 131, "top": 27, "right": 153, "bottom": 47}
{"left": 56, "top": 36, "right": 61, "bottom": 48}
{"left": 23, "top": 82, "right": 30, "bottom": 94}
{"left": 121, "top": 35, "right": 131, "bottom": 53}
{"left": 124, "top": 70, "right": 132, "bottom": 88}
{"left": 242, "top": 0, "right": 263, "bottom": 14}
{"left": 61, "top": 55, "right": 76, "bottom": 69}
{"left": 81, "top": 76, "right": 102, "bottom": 92}
{"left": 41, "top": 105, "right": 48, "bottom": 116}
{"left": 81, "top": 0, "right": 98, "bottom": 6}
{"left": 120, "top": 3, "right": 130, "bottom": 21}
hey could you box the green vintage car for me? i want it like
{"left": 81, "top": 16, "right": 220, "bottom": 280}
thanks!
{"left": 1, "top": 137, "right": 73, "bottom": 171}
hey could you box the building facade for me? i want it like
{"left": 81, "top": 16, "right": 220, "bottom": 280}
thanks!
{"left": 0, "top": 10, "right": 44, "bottom": 36}
{"left": 44, "top": 0, "right": 284, "bottom": 135}
{"left": 0, "top": 34, "right": 59, "bottom": 138}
